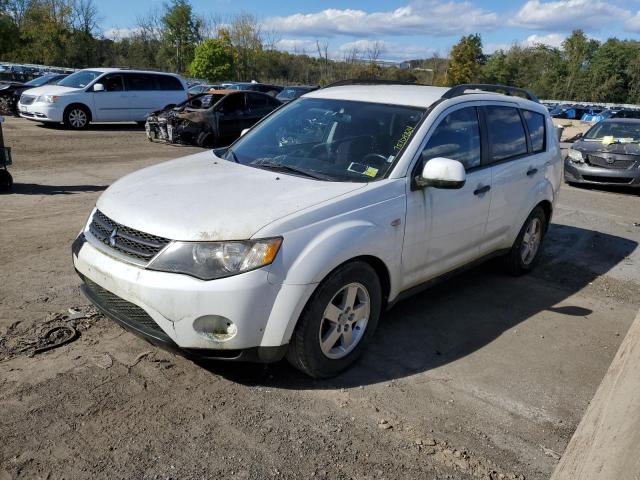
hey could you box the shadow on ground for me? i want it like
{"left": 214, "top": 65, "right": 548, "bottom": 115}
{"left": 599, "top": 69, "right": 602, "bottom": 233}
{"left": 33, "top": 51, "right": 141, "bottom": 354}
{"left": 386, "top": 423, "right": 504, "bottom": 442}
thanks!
{"left": 37, "top": 122, "right": 144, "bottom": 132}
{"left": 196, "top": 224, "right": 637, "bottom": 388}
{"left": 5, "top": 183, "right": 107, "bottom": 195}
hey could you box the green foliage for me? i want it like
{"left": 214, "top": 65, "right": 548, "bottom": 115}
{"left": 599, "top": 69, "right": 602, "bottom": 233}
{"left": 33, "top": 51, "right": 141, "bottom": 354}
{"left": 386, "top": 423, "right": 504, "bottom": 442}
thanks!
{"left": 189, "top": 38, "right": 233, "bottom": 81}
{"left": 160, "top": 0, "right": 202, "bottom": 73}
{"left": 447, "top": 34, "right": 484, "bottom": 85}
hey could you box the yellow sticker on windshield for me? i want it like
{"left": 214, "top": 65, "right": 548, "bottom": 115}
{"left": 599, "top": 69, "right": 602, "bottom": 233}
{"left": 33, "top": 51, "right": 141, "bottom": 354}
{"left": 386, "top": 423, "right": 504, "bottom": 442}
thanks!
{"left": 602, "top": 135, "right": 615, "bottom": 145}
{"left": 364, "top": 167, "right": 379, "bottom": 177}
{"left": 394, "top": 125, "right": 415, "bottom": 151}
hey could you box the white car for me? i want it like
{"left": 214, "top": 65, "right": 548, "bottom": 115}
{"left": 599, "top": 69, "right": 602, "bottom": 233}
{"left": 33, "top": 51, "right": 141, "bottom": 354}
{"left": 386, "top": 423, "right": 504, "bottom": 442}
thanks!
{"left": 72, "top": 82, "right": 562, "bottom": 378}
{"left": 18, "top": 68, "right": 187, "bottom": 129}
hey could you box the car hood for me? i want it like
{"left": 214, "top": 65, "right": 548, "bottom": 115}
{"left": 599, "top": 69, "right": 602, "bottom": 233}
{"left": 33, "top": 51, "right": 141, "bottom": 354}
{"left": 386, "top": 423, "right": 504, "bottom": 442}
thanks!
{"left": 19, "top": 85, "right": 81, "bottom": 97}
{"left": 573, "top": 139, "right": 640, "bottom": 156}
{"left": 96, "top": 151, "right": 366, "bottom": 241}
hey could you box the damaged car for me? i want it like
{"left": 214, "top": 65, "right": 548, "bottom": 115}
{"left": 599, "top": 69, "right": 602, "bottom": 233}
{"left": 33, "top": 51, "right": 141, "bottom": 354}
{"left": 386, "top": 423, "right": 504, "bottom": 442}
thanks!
{"left": 565, "top": 118, "right": 640, "bottom": 188}
{"left": 0, "top": 73, "right": 67, "bottom": 115}
{"left": 145, "top": 89, "right": 281, "bottom": 147}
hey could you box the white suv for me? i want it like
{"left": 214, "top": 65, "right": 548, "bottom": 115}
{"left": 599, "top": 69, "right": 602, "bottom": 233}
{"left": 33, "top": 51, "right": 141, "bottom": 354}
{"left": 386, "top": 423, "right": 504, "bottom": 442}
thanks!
{"left": 18, "top": 68, "right": 187, "bottom": 129}
{"left": 72, "top": 82, "right": 562, "bottom": 378}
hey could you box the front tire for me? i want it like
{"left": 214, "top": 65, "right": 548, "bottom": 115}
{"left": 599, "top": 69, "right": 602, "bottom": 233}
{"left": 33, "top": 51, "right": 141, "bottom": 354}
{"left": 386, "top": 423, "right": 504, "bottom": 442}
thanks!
{"left": 287, "top": 261, "right": 382, "bottom": 378}
{"left": 0, "top": 169, "right": 13, "bottom": 192}
{"left": 504, "top": 206, "right": 547, "bottom": 276}
{"left": 63, "top": 105, "right": 90, "bottom": 130}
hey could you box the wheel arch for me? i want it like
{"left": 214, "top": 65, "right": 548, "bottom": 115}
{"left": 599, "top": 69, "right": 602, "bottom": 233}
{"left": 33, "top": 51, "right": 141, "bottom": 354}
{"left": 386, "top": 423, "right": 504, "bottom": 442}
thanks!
{"left": 64, "top": 102, "right": 92, "bottom": 122}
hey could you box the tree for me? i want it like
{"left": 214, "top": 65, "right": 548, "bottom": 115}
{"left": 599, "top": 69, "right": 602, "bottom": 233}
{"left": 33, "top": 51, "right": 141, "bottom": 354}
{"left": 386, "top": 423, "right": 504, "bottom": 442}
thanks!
{"left": 446, "top": 34, "right": 484, "bottom": 85}
{"left": 561, "top": 30, "right": 599, "bottom": 99}
{"left": 159, "top": 0, "right": 202, "bottom": 73}
{"left": 189, "top": 37, "right": 233, "bottom": 81}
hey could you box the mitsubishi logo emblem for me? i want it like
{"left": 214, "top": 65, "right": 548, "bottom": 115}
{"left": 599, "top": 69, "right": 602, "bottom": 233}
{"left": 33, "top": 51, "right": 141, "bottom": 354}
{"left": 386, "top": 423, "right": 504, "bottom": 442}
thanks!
{"left": 109, "top": 228, "right": 118, "bottom": 247}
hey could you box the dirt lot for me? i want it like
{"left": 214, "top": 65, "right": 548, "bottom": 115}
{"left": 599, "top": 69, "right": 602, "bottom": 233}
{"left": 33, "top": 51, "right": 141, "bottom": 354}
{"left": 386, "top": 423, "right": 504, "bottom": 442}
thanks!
{"left": 1, "top": 117, "right": 639, "bottom": 480}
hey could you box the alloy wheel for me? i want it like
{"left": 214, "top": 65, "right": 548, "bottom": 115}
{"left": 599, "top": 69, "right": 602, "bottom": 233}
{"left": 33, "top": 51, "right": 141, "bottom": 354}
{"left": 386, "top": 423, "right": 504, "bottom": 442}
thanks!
{"left": 319, "top": 282, "right": 370, "bottom": 359}
{"left": 68, "top": 109, "right": 87, "bottom": 128}
{"left": 521, "top": 217, "right": 542, "bottom": 265}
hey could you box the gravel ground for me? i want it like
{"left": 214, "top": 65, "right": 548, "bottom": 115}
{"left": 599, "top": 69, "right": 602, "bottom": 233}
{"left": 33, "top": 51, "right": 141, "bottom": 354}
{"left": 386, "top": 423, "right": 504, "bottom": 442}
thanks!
{"left": 1, "top": 117, "right": 639, "bottom": 480}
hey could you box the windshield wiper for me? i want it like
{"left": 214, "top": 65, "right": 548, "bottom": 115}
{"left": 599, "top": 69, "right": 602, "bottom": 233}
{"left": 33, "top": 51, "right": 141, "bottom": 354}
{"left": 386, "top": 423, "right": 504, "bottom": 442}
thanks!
{"left": 255, "top": 161, "right": 332, "bottom": 180}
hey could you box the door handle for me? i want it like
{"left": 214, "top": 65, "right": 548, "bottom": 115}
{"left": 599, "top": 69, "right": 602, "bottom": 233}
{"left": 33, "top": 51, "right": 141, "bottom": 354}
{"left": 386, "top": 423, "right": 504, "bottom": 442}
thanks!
{"left": 473, "top": 185, "right": 491, "bottom": 196}
{"left": 526, "top": 167, "right": 538, "bottom": 176}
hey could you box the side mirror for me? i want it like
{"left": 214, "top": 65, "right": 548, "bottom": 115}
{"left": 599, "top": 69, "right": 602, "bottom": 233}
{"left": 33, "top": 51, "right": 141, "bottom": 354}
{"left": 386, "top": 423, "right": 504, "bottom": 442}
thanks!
{"left": 240, "top": 128, "right": 250, "bottom": 137}
{"left": 93, "top": 83, "right": 105, "bottom": 92}
{"left": 416, "top": 157, "right": 466, "bottom": 189}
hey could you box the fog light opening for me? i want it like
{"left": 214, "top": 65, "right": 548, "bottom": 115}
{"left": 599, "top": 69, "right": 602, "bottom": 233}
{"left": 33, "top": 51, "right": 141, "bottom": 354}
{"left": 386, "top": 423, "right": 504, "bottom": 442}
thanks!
{"left": 193, "top": 315, "right": 237, "bottom": 342}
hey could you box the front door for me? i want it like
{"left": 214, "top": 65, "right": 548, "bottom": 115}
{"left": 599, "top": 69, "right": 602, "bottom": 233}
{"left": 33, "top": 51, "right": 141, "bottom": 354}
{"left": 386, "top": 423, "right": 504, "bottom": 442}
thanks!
{"left": 92, "top": 74, "right": 129, "bottom": 121}
{"left": 402, "top": 105, "right": 492, "bottom": 289}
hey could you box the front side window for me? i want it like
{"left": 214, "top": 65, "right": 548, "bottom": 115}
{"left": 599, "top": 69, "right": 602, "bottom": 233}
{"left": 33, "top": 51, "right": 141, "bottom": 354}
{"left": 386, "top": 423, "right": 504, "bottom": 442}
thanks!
{"left": 522, "top": 110, "right": 546, "bottom": 153}
{"left": 421, "top": 107, "right": 481, "bottom": 170}
{"left": 58, "top": 70, "right": 101, "bottom": 88}
{"left": 220, "top": 94, "right": 245, "bottom": 114}
{"left": 247, "top": 93, "right": 269, "bottom": 109}
{"left": 103, "top": 74, "right": 124, "bottom": 92}
{"left": 485, "top": 106, "right": 528, "bottom": 162}
{"left": 225, "top": 98, "right": 425, "bottom": 182}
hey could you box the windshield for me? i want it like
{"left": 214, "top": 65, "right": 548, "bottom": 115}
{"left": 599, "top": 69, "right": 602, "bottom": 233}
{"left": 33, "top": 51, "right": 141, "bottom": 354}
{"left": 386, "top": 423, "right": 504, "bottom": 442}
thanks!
{"left": 225, "top": 98, "right": 425, "bottom": 182}
{"left": 57, "top": 70, "right": 101, "bottom": 88}
{"left": 25, "top": 75, "right": 57, "bottom": 87}
{"left": 584, "top": 121, "right": 640, "bottom": 141}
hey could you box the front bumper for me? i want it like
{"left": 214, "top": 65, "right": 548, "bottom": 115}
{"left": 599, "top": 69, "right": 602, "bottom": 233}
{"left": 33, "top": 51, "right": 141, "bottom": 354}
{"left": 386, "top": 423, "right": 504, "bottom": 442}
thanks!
{"left": 72, "top": 234, "right": 313, "bottom": 362}
{"left": 18, "top": 102, "right": 63, "bottom": 122}
{"left": 564, "top": 157, "right": 640, "bottom": 187}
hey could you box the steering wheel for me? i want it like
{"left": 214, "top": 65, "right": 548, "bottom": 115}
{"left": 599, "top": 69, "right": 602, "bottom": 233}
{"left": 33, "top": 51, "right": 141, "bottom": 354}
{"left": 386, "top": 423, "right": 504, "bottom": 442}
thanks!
{"left": 310, "top": 143, "right": 332, "bottom": 162}
{"left": 361, "top": 153, "right": 389, "bottom": 167}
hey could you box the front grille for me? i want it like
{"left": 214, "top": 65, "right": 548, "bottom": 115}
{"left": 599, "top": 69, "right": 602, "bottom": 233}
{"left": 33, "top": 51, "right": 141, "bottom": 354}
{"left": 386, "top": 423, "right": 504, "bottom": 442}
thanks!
{"left": 83, "top": 277, "right": 165, "bottom": 335}
{"left": 20, "top": 94, "right": 35, "bottom": 105}
{"left": 582, "top": 175, "right": 633, "bottom": 184}
{"left": 587, "top": 155, "right": 636, "bottom": 170}
{"left": 88, "top": 210, "right": 170, "bottom": 263}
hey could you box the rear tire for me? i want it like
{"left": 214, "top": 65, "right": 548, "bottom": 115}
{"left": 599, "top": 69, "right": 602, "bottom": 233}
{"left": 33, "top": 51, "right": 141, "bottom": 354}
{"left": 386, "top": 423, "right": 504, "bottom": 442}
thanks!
{"left": 0, "top": 169, "right": 13, "bottom": 192}
{"left": 287, "top": 261, "right": 382, "bottom": 378}
{"left": 63, "top": 105, "right": 90, "bottom": 130}
{"left": 504, "top": 206, "right": 547, "bottom": 276}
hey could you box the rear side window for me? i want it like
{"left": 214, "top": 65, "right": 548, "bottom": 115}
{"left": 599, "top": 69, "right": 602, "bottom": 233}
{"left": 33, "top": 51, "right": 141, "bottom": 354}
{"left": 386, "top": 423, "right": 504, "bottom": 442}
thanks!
{"left": 247, "top": 93, "right": 269, "bottom": 109}
{"left": 125, "top": 73, "right": 155, "bottom": 91}
{"left": 485, "top": 106, "right": 528, "bottom": 162}
{"left": 421, "top": 107, "right": 481, "bottom": 170}
{"left": 156, "top": 75, "right": 183, "bottom": 91}
{"left": 522, "top": 110, "right": 546, "bottom": 153}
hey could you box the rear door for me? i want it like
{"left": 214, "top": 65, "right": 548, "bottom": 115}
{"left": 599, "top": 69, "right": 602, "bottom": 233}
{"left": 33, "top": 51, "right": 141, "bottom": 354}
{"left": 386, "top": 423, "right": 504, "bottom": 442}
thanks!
{"left": 123, "top": 73, "right": 159, "bottom": 121}
{"left": 245, "top": 93, "right": 275, "bottom": 128}
{"left": 92, "top": 73, "right": 129, "bottom": 121}
{"left": 217, "top": 93, "right": 248, "bottom": 145}
{"left": 481, "top": 104, "right": 547, "bottom": 253}
{"left": 402, "top": 104, "right": 493, "bottom": 287}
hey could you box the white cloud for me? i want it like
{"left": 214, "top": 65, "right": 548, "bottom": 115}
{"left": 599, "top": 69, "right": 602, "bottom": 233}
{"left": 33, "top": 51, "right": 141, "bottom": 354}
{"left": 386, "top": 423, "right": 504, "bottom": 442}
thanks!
{"left": 263, "top": 1, "right": 498, "bottom": 38}
{"left": 522, "top": 33, "right": 566, "bottom": 48}
{"left": 625, "top": 11, "right": 640, "bottom": 32}
{"left": 511, "top": 0, "right": 629, "bottom": 31}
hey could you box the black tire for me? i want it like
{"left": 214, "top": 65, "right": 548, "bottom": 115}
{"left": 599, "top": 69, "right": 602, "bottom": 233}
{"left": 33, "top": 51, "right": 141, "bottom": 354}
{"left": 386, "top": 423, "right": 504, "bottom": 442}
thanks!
{"left": 504, "top": 206, "right": 547, "bottom": 276}
{"left": 0, "top": 169, "right": 13, "bottom": 192}
{"left": 63, "top": 105, "right": 90, "bottom": 130}
{"left": 287, "top": 261, "right": 382, "bottom": 378}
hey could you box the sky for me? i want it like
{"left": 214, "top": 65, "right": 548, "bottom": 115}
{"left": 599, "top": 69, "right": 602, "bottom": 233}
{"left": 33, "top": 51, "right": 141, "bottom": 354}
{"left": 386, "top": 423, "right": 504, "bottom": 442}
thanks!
{"left": 101, "top": 0, "right": 640, "bottom": 61}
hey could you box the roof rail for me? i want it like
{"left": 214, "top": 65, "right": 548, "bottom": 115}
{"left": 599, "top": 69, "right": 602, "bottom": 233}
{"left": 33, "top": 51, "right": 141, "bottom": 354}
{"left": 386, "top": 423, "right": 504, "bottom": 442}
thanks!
{"left": 324, "top": 79, "right": 425, "bottom": 88}
{"left": 442, "top": 84, "right": 539, "bottom": 103}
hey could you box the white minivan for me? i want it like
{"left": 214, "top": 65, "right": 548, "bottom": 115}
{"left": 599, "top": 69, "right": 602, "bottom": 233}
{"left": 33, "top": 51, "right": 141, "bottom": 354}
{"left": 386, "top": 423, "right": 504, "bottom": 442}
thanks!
{"left": 18, "top": 68, "right": 187, "bottom": 129}
{"left": 72, "top": 82, "right": 562, "bottom": 378}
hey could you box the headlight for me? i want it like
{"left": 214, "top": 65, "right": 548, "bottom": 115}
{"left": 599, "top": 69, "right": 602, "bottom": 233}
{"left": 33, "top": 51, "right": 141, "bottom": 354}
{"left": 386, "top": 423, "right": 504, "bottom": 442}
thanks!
{"left": 37, "top": 95, "right": 60, "bottom": 103}
{"left": 148, "top": 238, "right": 282, "bottom": 280}
{"left": 567, "top": 148, "right": 583, "bottom": 163}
